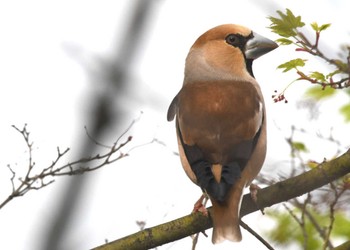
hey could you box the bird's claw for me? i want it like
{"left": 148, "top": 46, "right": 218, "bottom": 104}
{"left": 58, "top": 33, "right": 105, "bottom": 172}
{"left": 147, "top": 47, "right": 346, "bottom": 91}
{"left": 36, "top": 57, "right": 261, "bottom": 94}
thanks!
{"left": 192, "top": 193, "right": 209, "bottom": 216}
{"left": 249, "top": 184, "right": 265, "bottom": 215}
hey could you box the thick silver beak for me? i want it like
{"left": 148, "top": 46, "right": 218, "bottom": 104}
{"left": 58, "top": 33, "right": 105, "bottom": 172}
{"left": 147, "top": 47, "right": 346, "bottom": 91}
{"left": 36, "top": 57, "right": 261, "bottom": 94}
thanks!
{"left": 245, "top": 32, "right": 278, "bottom": 59}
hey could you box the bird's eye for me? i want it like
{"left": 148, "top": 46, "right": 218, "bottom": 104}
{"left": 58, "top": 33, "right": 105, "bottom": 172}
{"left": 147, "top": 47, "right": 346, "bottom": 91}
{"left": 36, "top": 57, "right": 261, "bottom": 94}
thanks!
{"left": 225, "top": 34, "right": 240, "bottom": 46}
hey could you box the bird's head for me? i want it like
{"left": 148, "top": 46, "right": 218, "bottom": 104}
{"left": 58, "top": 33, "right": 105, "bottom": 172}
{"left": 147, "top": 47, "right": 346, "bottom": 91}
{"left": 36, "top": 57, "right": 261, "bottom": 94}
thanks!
{"left": 184, "top": 24, "right": 278, "bottom": 83}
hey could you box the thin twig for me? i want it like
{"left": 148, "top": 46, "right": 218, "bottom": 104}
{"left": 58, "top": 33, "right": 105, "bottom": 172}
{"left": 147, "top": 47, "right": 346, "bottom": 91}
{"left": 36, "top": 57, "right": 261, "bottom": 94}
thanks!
{"left": 323, "top": 182, "right": 347, "bottom": 250}
{"left": 240, "top": 220, "right": 275, "bottom": 250}
{"left": 300, "top": 194, "right": 311, "bottom": 249}
{"left": 1, "top": 122, "right": 134, "bottom": 210}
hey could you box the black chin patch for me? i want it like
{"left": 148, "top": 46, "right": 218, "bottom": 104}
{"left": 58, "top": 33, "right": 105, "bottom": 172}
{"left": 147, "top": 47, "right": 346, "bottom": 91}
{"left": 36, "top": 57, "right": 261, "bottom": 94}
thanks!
{"left": 246, "top": 59, "right": 254, "bottom": 78}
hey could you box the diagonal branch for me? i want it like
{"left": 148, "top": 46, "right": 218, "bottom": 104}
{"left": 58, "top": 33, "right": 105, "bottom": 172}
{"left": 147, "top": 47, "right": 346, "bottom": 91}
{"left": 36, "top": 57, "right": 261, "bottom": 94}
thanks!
{"left": 333, "top": 240, "right": 350, "bottom": 250}
{"left": 92, "top": 149, "right": 350, "bottom": 250}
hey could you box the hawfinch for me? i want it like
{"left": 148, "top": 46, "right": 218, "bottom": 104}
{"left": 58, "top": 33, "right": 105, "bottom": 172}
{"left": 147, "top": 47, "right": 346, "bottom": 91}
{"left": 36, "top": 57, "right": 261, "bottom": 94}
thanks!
{"left": 167, "top": 24, "right": 277, "bottom": 243}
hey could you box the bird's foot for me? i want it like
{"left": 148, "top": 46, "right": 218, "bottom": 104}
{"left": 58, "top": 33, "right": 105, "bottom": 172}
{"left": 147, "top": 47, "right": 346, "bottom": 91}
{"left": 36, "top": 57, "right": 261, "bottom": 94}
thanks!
{"left": 249, "top": 183, "right": 260, "bottom": 202}
{"left": 249, "top": 184, "right": 264, "bottom": 215}
{"left": 192, "top": 193, "right": 209, "bottom": 216}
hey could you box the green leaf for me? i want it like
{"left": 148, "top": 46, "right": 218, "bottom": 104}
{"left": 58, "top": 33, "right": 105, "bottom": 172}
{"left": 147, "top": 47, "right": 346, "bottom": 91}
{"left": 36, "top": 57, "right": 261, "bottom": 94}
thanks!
{"left": 320, "top": 23, "right": 331, "bottom": 31}
{"left": 292, "top": 141, "right": 308, "bottom": 152}
{"left": 305, "top": 86, "right": 336, "bottom": 100}
{"left": 332, "top": 212, "right": 350, "bottom": 237}
{"left": 268, "top": 8, "right": 305, "bottom": 37}
{"left": 277, "top": 58, "right": 306, "bottom": 72}
{"left": 276, "top": 38, "right": 294, "bottom": 45}
{"left": 333, "top": 60, "right": 348, "bottom": 72}
{"left": 306, "top": 160, "right": 319, "bottom": 169}
{"left": 311, "top": 22, "right": 331, "bottom": 32}
{"left": 264, "top": 211, "right": 296, "bottom": 244}
{"left": 326, "top": 69, "right": 341, "bottom": 79}
{"left": 264, "top": 209, "right": 323, "bottom": 249}
{"left": 264, "top": 208, "right": 350, "bottom": 250}
{"left": 309, "top": 71, "right": 326, "bottom": 82}
{"left": 346, "top": 89, "right": 350, "bottom": 96}
{"left": 310, "top": 22, "right": 319, "bottom": 32}
{"left": 340, "top": 103, "right": 350, "bottom": 122}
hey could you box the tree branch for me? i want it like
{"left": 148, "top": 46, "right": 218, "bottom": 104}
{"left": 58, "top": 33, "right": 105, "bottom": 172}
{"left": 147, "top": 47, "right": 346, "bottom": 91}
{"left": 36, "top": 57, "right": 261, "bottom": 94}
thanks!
{"left": 0, "top": 124, "right": 132, "bottom": 210}
{"left": 333, "top": 240, "right": 350, "bottom": 250}
{"left": 92, "top": 149, "right": 350, "bottom": 250}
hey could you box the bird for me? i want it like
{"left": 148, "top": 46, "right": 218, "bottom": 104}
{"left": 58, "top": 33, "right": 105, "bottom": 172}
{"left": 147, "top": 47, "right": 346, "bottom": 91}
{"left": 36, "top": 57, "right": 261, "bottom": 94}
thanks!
{"left": 167, "top": 24, "right": 278, "bottom": 244}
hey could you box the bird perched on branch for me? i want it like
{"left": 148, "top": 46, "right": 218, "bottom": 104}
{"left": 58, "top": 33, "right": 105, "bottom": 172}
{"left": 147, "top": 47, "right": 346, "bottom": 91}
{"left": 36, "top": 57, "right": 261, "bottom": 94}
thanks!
{"left": 167, "top": 24, "right": 277, "bottom": 243}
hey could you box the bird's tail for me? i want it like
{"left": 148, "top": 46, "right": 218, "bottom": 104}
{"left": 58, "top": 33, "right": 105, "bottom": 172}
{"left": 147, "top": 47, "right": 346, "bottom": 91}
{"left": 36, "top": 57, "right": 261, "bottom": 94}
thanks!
{"left": 210, "top": 181, "right": 245, "bottom": 244}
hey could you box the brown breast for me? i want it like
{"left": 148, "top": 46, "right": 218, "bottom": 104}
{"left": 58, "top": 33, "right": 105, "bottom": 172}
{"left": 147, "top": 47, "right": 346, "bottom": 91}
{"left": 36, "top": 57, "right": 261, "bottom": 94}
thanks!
{"left": 177, "top": 80, "right": 263, "bottom": 164}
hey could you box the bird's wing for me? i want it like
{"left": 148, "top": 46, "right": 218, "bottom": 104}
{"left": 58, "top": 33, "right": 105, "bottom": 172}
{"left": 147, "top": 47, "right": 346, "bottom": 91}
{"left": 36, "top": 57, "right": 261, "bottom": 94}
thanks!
{"left": 167, "top": 95, "right": 178, "bottom": 122}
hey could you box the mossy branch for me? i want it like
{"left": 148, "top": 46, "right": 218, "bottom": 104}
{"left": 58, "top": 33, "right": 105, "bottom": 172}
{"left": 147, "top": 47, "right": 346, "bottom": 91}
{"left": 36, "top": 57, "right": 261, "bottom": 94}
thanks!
{"left": 93, "top": 149, "right": 350, "bottom": 250}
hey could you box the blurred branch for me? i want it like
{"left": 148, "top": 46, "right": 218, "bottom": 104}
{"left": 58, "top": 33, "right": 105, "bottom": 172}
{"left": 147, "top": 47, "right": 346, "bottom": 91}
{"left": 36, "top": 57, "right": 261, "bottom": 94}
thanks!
{"left": 322, "top": 181, "right": 347, "bottom": 250}
{"left": 42, "top": 1, "right": 160, "bottom": 250}
{"left": 92, "top": 149, "right": 350, "bottom": 250}
{"left": 333, "top": 240, "right": 350, "bottom": 250}
{"left": 0, "top": 124, "right": 132, "bottom": 210}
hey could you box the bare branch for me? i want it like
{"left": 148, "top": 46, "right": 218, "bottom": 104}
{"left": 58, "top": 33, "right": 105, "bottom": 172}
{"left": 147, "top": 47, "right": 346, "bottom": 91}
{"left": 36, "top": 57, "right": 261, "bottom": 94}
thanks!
{"left": 6, "top": 164, "right": 16, "bottom": 193}
{"left": 240, "top": 220, "right": 275, "bottom": 250}
{"left": 322, "top": 182, "right": 348, "bottom": 250}
{"left": 0, "top": 123, "right": 133, "bottom": 210}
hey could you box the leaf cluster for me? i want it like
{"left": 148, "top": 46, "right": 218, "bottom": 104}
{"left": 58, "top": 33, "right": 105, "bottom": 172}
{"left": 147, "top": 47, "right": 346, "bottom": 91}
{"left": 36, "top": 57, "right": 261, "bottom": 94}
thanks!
{"left": 268, "top": 8, "right": 305, "bottom": 40}
{"left": 268, "top": 8, "right": 350, "bottom": 122}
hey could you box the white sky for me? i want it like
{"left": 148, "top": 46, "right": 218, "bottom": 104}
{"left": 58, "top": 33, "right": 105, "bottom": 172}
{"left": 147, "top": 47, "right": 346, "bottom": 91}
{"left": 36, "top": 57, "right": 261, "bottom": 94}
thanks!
{"left": 0, "top": 0, "right": 349, "bottom": 249}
